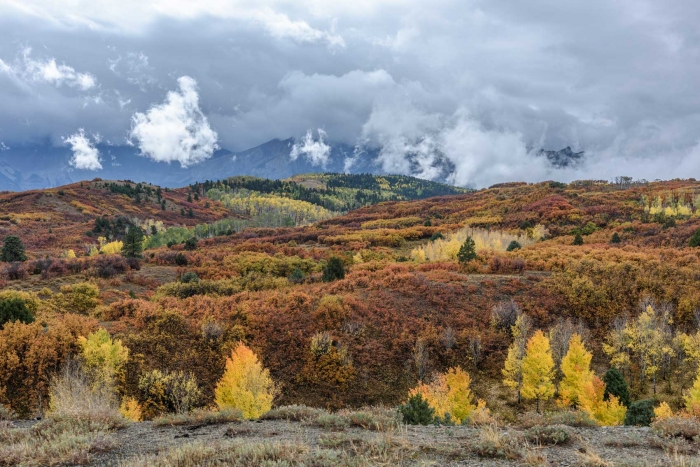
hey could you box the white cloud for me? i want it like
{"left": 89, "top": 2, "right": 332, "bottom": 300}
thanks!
{"left": 290, "top": 129, "right": 331, "bottom": 167}
{"left": 128, "top": 76, "right": 219, "bottom": 167}
{"left": 0, "top": 142, "right": 10, "bottom": 151}
{"left": 19, "top": 48, "right": 96, "bottom": 90}
{"left": 63, "top": 129, "right": 102, "bottom": 170}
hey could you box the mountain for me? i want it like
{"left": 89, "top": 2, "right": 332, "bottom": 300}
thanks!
{"left": 0, "top": 138, "right": 582, "bottom": 191}
{"left": 538, "top": 146, "right": 584, "bottom": 168}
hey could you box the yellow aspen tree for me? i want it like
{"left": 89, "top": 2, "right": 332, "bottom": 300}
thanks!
{"left": 502, "top": 314, "right": 532, "bottom": 403}
{"left": 78, "top": 328, "right": 129, "bottom": 383}
{"left": 521, "top": 330, "right": 555, "bottom": 413}
{"left": 215, "top": 343, "right": 277, "bottom": 419}
{"left": 579, "top": 376, "right": 627, "bottom": 426}
{"left": 409, "top": 367, "right": 477, "bottom": 423}
{"left": 654, "top": 402, "right": 673, "bottom": 420}
{"left": 558, "top": 333, "right": 593, "bottom": 407}
{"left": 685, "top": 371, "right": 700, "bottom": 416}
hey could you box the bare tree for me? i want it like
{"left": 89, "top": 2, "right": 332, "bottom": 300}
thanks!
{"left": 468, "top": 335, "right": 483, "bottom": 368}
{"left": 441, "top": 327, "right": 456, "bottom": 350}
{"left": 491, "top": 299, "right": 521, "bottom": 334}
{"left": 412, "top": 339, "right": 430, "bottom": 382}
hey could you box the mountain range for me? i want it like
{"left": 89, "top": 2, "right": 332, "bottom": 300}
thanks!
{"left": 0, "top": 138, "right": 583, "bottom": 191}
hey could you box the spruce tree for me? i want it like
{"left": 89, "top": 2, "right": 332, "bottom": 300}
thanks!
{"left": 322, "top": 256, "right": 345, "bottom": 282}
{"left": 689, "top": 228, "right": 700, "bottom": 247}
{"left": 506, "top": 240, "right": 522, "bottom": 251}
{"left": 1, "top": 236, "right": 27, "bottom": 262}
{"left": 603, "top": 368, "right": 631, "bottom": 407}
{"left": 121, "top": 227, "right": 144, "bottom": 258}
{"left": 573, "top": 233, "right": 584, "bottom": 245}
{"left": 610, "top": 232, "right": 621, "bottom": 244}
{"left": 457, "top": 236, "right": 477, "bottom": 264}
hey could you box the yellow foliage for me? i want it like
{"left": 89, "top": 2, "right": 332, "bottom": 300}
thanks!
{"left": 0, "top": 290, "right": 40, "bottom": 314}
{"left": 558, "top": 334, "right": 593, "bottom": 407}
{"left": 61, "top": 249, "right": 76, "bottom": 258}
{"left": 521, "top": 330, "right": 555, "bottom": 409}
{"left": 578, "top": 376, "right": 626, "bottom": 426}
{"left": 100, "top": 240, "right": 123, "bottom": 255}
{"left": 409, "top": 367, "right": 477, "bottom": 423}
{"left": 78, "top": 328, "right": 129, "bottom": 382}
{"left": 50, "top": 282, "right": 100, "bottom": 314}
{"left": 411, "top": 225, "right": 544, "bottom": 262}
{"left": 119, "top": 396, "right": 142, "bottom": 421}
{"left": 502, "top": 314, "right": 531, "bottom": 399}
{"left": 685, "top": 371, "right": 700, "bottom": 416}
{"left": 654, "top": 402, "right": 673, "bottom": 420}
{"left": 215, "top": 343, "right": 276, "bottom": 419}
{"left": 361, "top": 217, "right": 423, "bottom": 229}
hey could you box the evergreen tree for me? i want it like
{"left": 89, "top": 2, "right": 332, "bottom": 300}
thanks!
{"left": 399, "top": 394, "right": 435, "bottom": 425}
{"left": 322, "top": 256, "right": 346, "bottom": 282}
{"left": 457, "top": 236, "right": 477, "bottom": 264}
{"left": 558, "top": 334, "right": 593, "bottom": 407}
{"left": 0, "top": 298, "right": 34, "bottom": 328}
{"left": 603, "top": 368, "right": 631, "bottom": 407}
{"left": 521, "top": 330, "right": 555, "bottom": 413}
{"left": 573, "top": 233, "right": 584, "bottom": 246}
{"left": 506, "top": 240, "right": 521, "bottom": 251}
{"left": 689, "top": 228, "right": 700, "bottom": 247}
{"left": 187, "top": 193, "right": 192, "bottom": 202}
{"left": 610, "top": 232, "right": 621, "bottom": 244}
{"left": 1, "top": 236, "right": 27, "bottom": 262}
{"left": 184, "top": 237, "right": 198, "bottom": 251}
{"left": 121, "top": 227, "right": 144, "bottom": 258}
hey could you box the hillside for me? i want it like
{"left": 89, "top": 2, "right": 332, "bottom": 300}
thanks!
{"left": 2, "top": 176, "right": 700, "bottom": 465}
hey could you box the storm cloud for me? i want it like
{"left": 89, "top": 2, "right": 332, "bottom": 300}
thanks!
{"left": 1, "top": 0, "right": 700, "bottom": 186}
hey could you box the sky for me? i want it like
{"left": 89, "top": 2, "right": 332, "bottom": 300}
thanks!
{"left": 1, "top": 0, "right": 700, "bottom": 187}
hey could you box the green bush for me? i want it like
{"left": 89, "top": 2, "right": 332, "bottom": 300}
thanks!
{"left": 398, "top": 394, "right": 434, "bottom": 425}
{"left": 1, "top": 236, "right": 27, "bottom": 262}
{"left": 184, "top": 238, "right": 198, "bottom": 251}
{"left": 525, "top": 425, "right": 571, "bottom": 445}
{"left": 0, "top": 298, "right": 34, "bottom": 328}
{"left": 506, "top": 241, "right": 521, "bottom": 251}
{"left": 689, "top": 228, "right": 700, "bottom": 247}
{"left": 572, "top": 233, "right": 584, "bottom": 245}
{"left": 174, "top": 253, "right": 188, "bottom": 266}
{"left": 610, "top": 233, "right": 621, "bottom": 244}
{"left": 322, "top": 256, "right": 345, "bottom": 282}
{"left": 624, "top": 399, "right": 655, "bottom": 426}
{"left": 180, "top": 272, "right": 199, "bottom": 283}
{"left": 288, "top": 267, "right": 305, "bottom": 284}
{"left": 429, "top": 232, "right": 444, "bottom": 242}
{"left": 604, "top": 368, "right": 631, "bottom": 407}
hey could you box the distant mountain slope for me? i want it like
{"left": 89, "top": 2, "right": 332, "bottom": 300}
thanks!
{"left": 0, "top": 138, "right": 584, "bottom": 191}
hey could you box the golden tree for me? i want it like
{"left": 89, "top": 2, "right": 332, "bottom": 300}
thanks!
{"left": 409, "top": 367, "right": 477, "bottom": 424}
{"left": 578, "top": 376, "right": 627, "bottom": 426}
{"left": 78, "top": 328, "right": 128, "bottom": 385}
{"left": 558, "top": 333, "right": 593, "bottom": 407}
{"left": 502, "top": 314, "right": 532, "bottom": 403}
{"left": 685, "top": 371, "right": 700, "bottom": 416}
{"left": 521, "top": 330, "right": 555, "bottom": 412}
{"left": 215, "top": 343, "right": 277, "bottom": 419}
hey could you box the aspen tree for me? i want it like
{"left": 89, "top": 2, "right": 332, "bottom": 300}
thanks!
{"left": 558, "top": 333, "right": 593, "bottom": 407}
{"left": 521, "top": 330, "right": 555, "bottom": 413}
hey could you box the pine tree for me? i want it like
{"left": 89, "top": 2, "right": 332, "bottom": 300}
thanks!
{"left": 573, "top": 233, "right": 584, "bottom": 245}
{"left": 559, "top": 333, "right": 593, "bottom": 407}
{"left": 603, "top": 368, "right": 631, "bottom": 407}
{"left": 121, "top": 226, "right": 144, "bottom": 258}
{"left": 690, "top": 228, "right": 700, "bottom": 247}
{"left": 215, "top": 343, "right": 276, "bottom": 419}
{"left": 1, "top": 236, "right": 27, "bottom": 262}
{"left": 610, "top": 232, "right": 621, "bottom": 244}
{"left": 521, "top": 330, "right": 555, "bottom": 412}
{"left": 322, "top": 256, "right": 345, "bottom": 282}
{"left": 506, "top": 240, "right": 521, "bottom": 251}
{"left": 457, "top": 236, "right": 477, "bottom": 264}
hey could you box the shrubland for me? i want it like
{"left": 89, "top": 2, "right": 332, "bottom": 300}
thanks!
{"left": 2, "top": 176, "right": 700, "bottom": 457}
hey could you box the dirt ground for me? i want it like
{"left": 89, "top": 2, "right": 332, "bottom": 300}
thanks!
{"left": 74, "top": 420, "right": 683, "bottom": 466}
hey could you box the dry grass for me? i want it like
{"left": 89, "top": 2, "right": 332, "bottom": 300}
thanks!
{"left": 576, "top": 445, "right": 611, "bottom": 467}
{"left": 120, "top": 435, "right": 414, "bottom": 467}
{"left": 468, "top": 424, "right": 524, "bottom": 460}
{"left": 259, "top": 405, "right": 326, "bottom": 422}
{"left": 152, "top": 408, "right": 243, "bottom": 427}
{"left": 0, "top": 361, "right": 126, "bottom": 466}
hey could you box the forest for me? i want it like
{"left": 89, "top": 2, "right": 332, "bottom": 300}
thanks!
{"left": 2, "top": 175, "right": 700, "bottom": 464}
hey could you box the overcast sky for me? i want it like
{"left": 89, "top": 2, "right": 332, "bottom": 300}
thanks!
{"left": 1, "top": 0, "right": 700, "bottom": 186}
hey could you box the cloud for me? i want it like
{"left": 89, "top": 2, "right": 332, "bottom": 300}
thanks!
{"left": 128, "top": 76, "right": 219, "bottom": 167}
{"left": 290, "top": 129, "right": 331, "bottom": 167}
{"left": 18, "top": 48, "right": 96, "bottom": 90}
{"left": 63, "top": 129, "right": 102, "bottom": 170}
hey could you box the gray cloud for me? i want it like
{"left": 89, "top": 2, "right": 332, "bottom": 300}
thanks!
{"left": 1, "top": 0, "right": 700, "bottom": 186}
